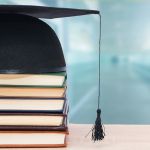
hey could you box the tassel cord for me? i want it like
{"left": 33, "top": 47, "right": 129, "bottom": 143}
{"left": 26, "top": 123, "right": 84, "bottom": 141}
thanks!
{"left": 98, "top": 13, "right": 101, "bottom": 109}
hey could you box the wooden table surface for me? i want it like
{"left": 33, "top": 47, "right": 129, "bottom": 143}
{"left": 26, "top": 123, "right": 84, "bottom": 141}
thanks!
{"left": 1, "top": 124, "right": 150, "bottom": 150}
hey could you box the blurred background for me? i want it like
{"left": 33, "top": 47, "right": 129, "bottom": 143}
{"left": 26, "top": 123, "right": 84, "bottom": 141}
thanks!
{"left": 1, "top": 0, "right": 150, "bottom": 124}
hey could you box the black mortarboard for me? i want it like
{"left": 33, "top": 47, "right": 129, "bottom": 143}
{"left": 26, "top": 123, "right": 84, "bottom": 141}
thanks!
{"left": 0, "top": 5, "right": 104, "bottom": 141}
{"left": 0, "top": 5, "right": 99, "bottom": 74}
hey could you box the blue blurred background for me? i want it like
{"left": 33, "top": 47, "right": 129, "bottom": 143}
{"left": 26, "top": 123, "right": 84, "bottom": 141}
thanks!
{"left": 1, "top": 0, "right": 150, "bottom": 124}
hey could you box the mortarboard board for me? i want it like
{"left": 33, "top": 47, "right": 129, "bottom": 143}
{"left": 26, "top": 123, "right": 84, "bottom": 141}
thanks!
{"left": 0, "top": 5, "right": 99, "bottom": 19}
{"left": 0, "top": 5, "right": 104, "bottom": 141}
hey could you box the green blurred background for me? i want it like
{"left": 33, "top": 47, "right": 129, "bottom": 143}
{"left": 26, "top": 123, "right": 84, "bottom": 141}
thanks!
{"left": 1, "top": 0, "right": 150, "bottom": 124}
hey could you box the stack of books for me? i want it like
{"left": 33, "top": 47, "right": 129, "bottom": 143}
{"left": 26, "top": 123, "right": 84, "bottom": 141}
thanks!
{"left": 0, "top": 72, "right": 68, "bottom": 148}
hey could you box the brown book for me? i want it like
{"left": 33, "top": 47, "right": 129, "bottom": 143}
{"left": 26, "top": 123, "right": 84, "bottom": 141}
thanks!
{"left": 0, "top": 130, "right": 68, "bottom": 148}
{"left": 0, "top": 87, "right": 66, "bottom": 98}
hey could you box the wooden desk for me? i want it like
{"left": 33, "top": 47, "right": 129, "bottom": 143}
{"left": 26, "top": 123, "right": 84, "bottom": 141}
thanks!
{"left": 1, "top": 124, "right": 150, "bottom": 150}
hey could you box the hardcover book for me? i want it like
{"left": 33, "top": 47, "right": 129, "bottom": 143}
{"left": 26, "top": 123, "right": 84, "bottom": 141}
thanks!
{"left": 0, "top": 131, "right": 68, "bottom": 148}
{"left": 0, "top": 72, "right": 66, "bottom": 87}
{"left": 0, "top": 117, "right": 68, "bottom": 131}
{"left": 0, "top": 87, "right": 66, "bottom": 98}
{"left": 0, "top": 113, "right": 66, "bottom": 126}
{"left": 0, "top": 97, "right": 67, "bottom": 113}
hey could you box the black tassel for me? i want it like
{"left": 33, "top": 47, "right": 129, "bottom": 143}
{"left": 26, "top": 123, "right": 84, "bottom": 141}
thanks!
{"left": 92, "top": 109, "right": 105, "bottom": 142}
{"left": 85, "top": 13, "right": 105, "bottom": 142}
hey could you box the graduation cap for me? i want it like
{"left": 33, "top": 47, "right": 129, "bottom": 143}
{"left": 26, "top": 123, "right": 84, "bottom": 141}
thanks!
{"left": 0, "top": 5, "right": 104, "bottom": 141}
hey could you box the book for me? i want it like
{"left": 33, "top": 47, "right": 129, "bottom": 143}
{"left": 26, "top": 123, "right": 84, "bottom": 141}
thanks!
{"left": 0, "top": 72, "right": 66, "bottom": 87}
{"left": 0, "top": 97, "right": 66, "bottom": 113}
{"left": 0, "top": 113, "right": 67, "bottom": 127}
{"left": 0, "top": 118, "right": 68, "bottom": 131}
{"left": 0, "top": 131, "right": 67, "bottom": 148}
{"left": 0, "top": 87, "right": 66, "bottom": 98}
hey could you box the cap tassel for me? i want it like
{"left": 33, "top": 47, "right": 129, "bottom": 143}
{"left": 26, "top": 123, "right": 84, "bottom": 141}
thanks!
{"left": 92, "top": 109, "right": 105, "bottom": 141}
{"left": 85, "top": 13, "right": 105, "bottom": 142}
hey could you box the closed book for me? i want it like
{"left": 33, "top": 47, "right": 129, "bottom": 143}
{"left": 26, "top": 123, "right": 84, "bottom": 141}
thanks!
{"left": 0, "top": 113, "right": 68, "bottom": 131}
{"left": 0, "top": 87, "right": 66, "bottom": 98}
{"left": 0, "top": 130, "right": 68, "bottom": 148}
{"left": 0, "top": 117, "right": 68, "bottom": 131}
{"left": 0, "top": 72, "right": 66, "bottom": 87}
{"left": 0, "top": 97, "right": 66, "bottom": 113}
